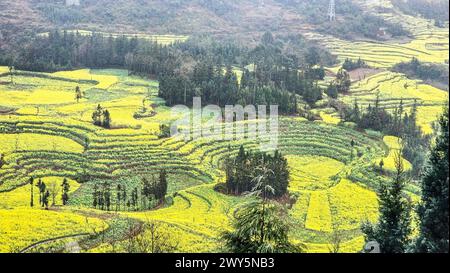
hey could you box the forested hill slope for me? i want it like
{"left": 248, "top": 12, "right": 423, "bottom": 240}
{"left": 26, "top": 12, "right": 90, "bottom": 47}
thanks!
{"left": 0, "top": 0, "right": 427, "bottom": 41}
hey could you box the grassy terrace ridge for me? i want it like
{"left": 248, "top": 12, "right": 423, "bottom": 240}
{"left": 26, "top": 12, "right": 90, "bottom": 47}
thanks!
{"left": 37, "top": 30, "right": 189, "bottom": 46}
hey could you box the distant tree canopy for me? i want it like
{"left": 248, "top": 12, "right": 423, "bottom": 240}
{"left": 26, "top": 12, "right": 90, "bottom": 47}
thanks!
{"left": 391, "top": 0, "right": 449, "bottom": 22}
{"left": 224, "top": 146, "right": 289, "bottom": 198}
{"left": 414, "top": 107, "right": 449, "bottom": 253}
{"left": 393, "top": 58, "right": 449, "bottom": 89}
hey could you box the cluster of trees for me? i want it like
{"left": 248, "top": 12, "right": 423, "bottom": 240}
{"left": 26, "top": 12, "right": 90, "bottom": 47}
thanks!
{"left": 160, "top": 33, "right": 326, "bottom": 111}
{"left": 29, "top": 177, "right": 70, "bottom": 209}
{"left": 92, "top": 170, "right": 168, "bottom": 211}
{"left": 224, "top": 146, "right": 289, "bottom": 199}
{"left": 1, "top": 31, "right": 330, "bottom": 111}
{"left": 362, "top": 108, "right": 449, "bottom": 253}
{"left": 325, "top": 68, "right": 351, "bottom": 99}
{"left": 222, "top": 146, "right": 301, "bottom": 253}
{"left": 92, "top": 104, "right": 111, "bottom": 128}
{"left": 0, "top": 153, "right": 5, "bottom": 168}
{"left": 342, "top": 58, "right": 367, "bottom": 71}
{"left": 393, "top": 58, "right": 449, "bottom": 90}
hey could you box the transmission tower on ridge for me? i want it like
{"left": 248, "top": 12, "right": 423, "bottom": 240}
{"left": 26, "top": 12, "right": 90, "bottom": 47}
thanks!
{"left": 328, "top": 0, "right": 336, "bottom": 22}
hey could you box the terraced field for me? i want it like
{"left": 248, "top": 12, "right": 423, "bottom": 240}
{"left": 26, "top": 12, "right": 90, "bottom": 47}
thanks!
{"left": 310, "top": 7, "right": 448, "bottom": 135}
{"left": 0, "top": 65, "right": 429, "bottom": 253}
{"left": 341, "top": 71, "right": 448, "bottom": 134}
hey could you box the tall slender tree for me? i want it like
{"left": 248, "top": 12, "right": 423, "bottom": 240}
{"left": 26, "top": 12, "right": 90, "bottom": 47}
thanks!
{"left": 414, "top": 107, "right": 449, "bottom": 253}
{"left": 29, "top": 177, "right": 34, "bottom": 207}
{"left": 61, "top": 178, "right": 70, "bottom": 205}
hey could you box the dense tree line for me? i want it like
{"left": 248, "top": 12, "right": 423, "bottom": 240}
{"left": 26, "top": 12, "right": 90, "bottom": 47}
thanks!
{"left": 224, "top": 146, "right": 289, "bottom": 198}
{"left": 92, "top": 104, "right": 111, "bottom": 128}
{"left": 92, "top": 170, "right": 168, "bottom": 211}
{"left": 362, "top": 147, "right": 412, "bottom": 253}
{"left": 159, "top": 33, "right": 325, "bottom": 111}
{"left": 391, "top": 0, "right": 449, "bottom": 23}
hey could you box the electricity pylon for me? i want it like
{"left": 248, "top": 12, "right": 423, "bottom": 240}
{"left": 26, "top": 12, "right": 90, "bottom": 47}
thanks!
{"left": 328, "top": 0, "right": 336, "bottom": 22}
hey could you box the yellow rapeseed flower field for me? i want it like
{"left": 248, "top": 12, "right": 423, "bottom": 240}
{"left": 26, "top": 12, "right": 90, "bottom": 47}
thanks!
{"left": 0, "top": 134, "right": 84, "bottom": 154}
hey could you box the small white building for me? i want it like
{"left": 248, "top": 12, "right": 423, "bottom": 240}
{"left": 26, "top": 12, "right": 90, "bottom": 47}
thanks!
{"left": 66, "top": 0, "right": 80, "bottom": 6}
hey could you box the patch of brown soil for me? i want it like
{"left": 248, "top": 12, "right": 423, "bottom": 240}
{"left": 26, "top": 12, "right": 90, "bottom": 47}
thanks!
{"left": 348, "top": 68, "right": 384, "bottom": 81}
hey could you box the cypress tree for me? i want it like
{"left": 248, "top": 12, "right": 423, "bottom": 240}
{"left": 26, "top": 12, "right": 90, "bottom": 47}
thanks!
{"left": 61, "top": 178, "right": 70, "bottom": 205}
{"left": 29, "top": 177, "right": 34, "bottom": 207}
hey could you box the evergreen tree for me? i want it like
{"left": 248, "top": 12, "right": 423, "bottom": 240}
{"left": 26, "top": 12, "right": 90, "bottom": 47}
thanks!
{"left": 92, "top": 184, "right": 98, "bottom": 209}
{"left": 335, "top": 68, "right": 351, "bottom": 93}
{"left": 92, "top": 104, "right": 103, "bottom": 126}
{"left": 75, "top": 86, "right": 82, "bottom": 103}
{"left": 29, "top": 177, "right": 34, "bottom": 207}
{"left": 414, "top": 107, "right": 449, "bottom": 253}
{"left": 0, "top": 153, "right": 5, "bottom": 168}
{"left": 116, "top": 184, "right": 122, "bottom": 211}
{"left": 102, "top": 110, "right": 111, "bottom": 129}
{"left": 61, "top": 178, "right": 70, "bottom": 205}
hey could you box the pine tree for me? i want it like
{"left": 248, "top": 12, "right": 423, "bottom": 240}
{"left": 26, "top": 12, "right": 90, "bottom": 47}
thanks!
{"left": 116, "top": 184, "right": 122, "bottom": 211}
{"left": 8, "top": 65, "right": 14, "bottom": 84}
{"left": 43, "top": 190, "right": 50, "bottom": 210}
{"left": 92, "top": 104, "right": 103, "bottom": 126}
{"left": 414, "top": 107, "right": 449, "bottom": 253}
{"left": 92, "top": 184, "right": 98, "bottom": 209}
{"left": 29, "top": 177, "right": 34, "bottom": 207}
{"left": 362, "top": 150, "right": 412, "bottom": 253}
{"left": 102, "top": 110, "right": 111, "bottom": 128}
{"left": 0, "top": 153, "right": 5, "bottom": 168}
{"left": 158, "top": 169, "right": 168, "bottom": 202}
{"left": 61, "top": 178, "right": 70, "bottom": 205}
